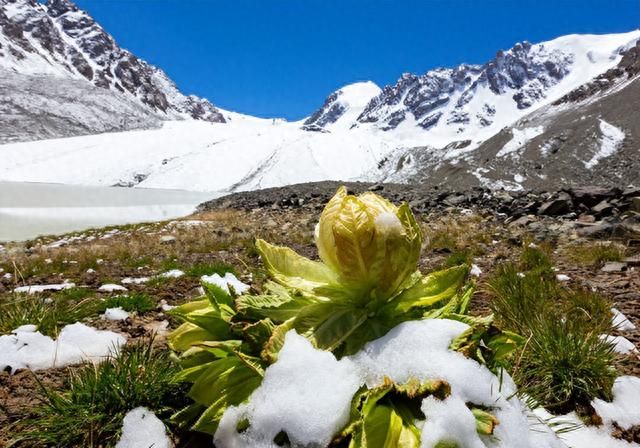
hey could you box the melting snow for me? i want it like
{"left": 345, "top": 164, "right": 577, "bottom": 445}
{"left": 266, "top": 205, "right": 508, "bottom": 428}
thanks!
{"left": 601, "top": 335, "right": 638, "bottom": 355}
{"left": 496, "top": 126, "right": 545, "bottom": 158}
{"left": 14, "top": 282, "right": 75, "bottom": 294}
{"left": 470, "top": 264, "right": 483, "bottom": 277}
{"left": 585, "top": 120, "right": 625, "bottom": 169}
{"left": 160, "top": 269, "right": 184, "bottom": 278}
{"left": 201, "top": 272, "right": 251, "bottom": 295}
{"left": 612, "top": 308, "right": 636, "bottom": 331}
{"left": 216, "top": 320, "right": 566, "bottom": 448}
{"left": 98, "top": 283, "right": 128, "bottom": 292}
{"left": 121, "top": 277, "right": 150, "bottom": 285}
{"left": 0, "top": 323, "right": 126, "bottom": 373}
{"left": 102, "top": 307, "right": 130, "bottom": 321}
{"left": 115, "top": 407, "right": 172, "bottom": 448}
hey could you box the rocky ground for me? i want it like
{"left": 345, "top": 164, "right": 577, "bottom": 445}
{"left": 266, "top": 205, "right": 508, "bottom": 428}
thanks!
{"left": 1, "top": 182, "right": 639, "bottom": 446}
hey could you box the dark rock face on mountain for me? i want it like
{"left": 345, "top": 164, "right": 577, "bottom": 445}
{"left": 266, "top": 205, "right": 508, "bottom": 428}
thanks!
{"left": 356, "top": 40, "right": 575, "bottom": 131}
{"left": 0, "top": 0, "right": 224, "bottom": 142}
{"left": 367, "top": 35, "right": 640, "bottom": 192}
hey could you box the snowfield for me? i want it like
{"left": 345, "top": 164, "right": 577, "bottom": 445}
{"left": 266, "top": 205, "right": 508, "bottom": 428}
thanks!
{"left": 0, "top": 118, "right": 412, "bottom": 192}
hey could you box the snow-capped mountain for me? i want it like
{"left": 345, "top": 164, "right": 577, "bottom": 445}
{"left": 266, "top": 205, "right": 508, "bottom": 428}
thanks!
{"left": 0, "top": 0, "right": 638, "bottom": 193}
{"left": 372, "top": 37, "right": 640, "bottom": 191}
{"left": 352, "top": 32, "right": 640, "bottom": 148}
{"left": 0, "top": 0, "right": 224, "bottom": 143}
{"left": 302, "top": 81, "right": 381, "bottom": 131}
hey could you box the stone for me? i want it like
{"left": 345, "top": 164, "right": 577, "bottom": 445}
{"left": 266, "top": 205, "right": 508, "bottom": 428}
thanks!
{"left": 159, "top": 235, "right": 176, "bottom": 243}
{"left": 622, "top": 187, "right": 640, "bottom": 197}
{"left": 576, "top": 222, "right": 614, "bottom": 238}
{"left": 569, "top": 186, "right": 617, "bottom": 207}
{"left": 508, "top": 215, "right": 535, "bottom": 228}
{"left": 591, "top": 200, "right": 615, "bottom": 216}
{"left": 538, "top": 193, "right": 572, "bottom": 216}
{"left": 577, "top": 214, "right": 596, "bottom": 223}
{"left": 630, "top": 197, "right": 640, "bottom": 213}
{"left": 601, "top": 262, "right": 627, "bottom": 273}
{"left": 623, "top": 255, "right": 640, "bottom": 267}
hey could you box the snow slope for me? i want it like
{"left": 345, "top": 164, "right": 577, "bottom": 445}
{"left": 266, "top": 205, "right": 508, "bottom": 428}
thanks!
{"left": 0, "top": 119, "right": 416, "bottom": 192}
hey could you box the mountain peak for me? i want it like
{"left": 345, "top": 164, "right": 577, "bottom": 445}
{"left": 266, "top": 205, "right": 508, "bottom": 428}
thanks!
{"left": 46, "top": 0, "right": 79, "bottom": 16}
{"left": 303, "top": 81, "right": 381, "bottom": 131}
{"left": 0, "top": 0, "right": 225, "bottom": 139}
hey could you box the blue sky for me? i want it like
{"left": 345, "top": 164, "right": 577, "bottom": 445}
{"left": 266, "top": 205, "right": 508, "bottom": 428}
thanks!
{"left": 74, "top": 0, "right": 640, "bottom": 120}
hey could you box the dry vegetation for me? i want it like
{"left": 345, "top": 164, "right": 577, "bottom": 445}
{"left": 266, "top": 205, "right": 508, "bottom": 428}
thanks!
{"left": 1, "top": 205, "right": 639, "bottom": 446}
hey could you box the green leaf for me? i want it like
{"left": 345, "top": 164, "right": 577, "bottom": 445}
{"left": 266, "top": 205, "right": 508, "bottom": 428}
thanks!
{"left": 332, "top": 196, "right": 377, "bottom": 286}
{"left": 235, "top": 285, "right": 318, "bottom": 322}
{"left": 169, "top": 322, "right": 229, "bottom": 352}
{"left": 202, "top": 282, "right": 235, "bottom": 318}
{"left": 316, "top": 185, "right": 348, "bottom": 273}
{"left": 256, "top": 239, "right": 338, "bottom": 292}
{"left": 471, "top": 408, "right": 499, "bottom": 435}
{"left": 388, "top": 265, "right": 469, "bottom": 314}
{"left": 362, "top": 404, "right": 420, "bottom": 448}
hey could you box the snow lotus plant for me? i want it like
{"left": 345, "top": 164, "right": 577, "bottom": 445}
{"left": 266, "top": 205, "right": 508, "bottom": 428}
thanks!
{"left": 168, "top": 186, "right": 521, "bottom": 438}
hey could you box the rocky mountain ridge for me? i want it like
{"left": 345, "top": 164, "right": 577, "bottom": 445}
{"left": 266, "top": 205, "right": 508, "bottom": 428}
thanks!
{"left": 0, "top": 0, "right": 224, "bottom": 142}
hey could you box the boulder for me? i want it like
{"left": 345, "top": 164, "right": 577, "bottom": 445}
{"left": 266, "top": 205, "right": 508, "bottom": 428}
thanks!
{"left": 538, "top": 193, "right": 572, "bottom": 216}
{"left": 591, "top": 200, "right": 615, "bottom": 217}
{"left": 568, "top": 186, "right": 618, "bottom": 207}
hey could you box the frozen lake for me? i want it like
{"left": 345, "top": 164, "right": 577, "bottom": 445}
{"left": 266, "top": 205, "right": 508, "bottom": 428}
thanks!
{"left": 0, "top": 182, "right": 219, "bottom": 242}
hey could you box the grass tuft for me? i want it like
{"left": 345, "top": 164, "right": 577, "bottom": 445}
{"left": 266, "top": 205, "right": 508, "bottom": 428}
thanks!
{"left": 0, "top": 288, "right": 98, "bottom": 337}
{"left": 565, "top": 242, "right": 626, "bottom": 267}
{"left": 488, "top": 245, "right": 616, "bottom": 414}
{"left": 17, "top": 340, "right": 186, "bottom": 448}
{"left": 98, "top": 292, "right": 156, "bottom": 314}
{"left": 184, "top": 261, "right": 235, "bottom": 279}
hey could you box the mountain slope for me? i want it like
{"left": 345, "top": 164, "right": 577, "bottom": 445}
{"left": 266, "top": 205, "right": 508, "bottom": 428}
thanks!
{"left": 353, "top": 32, "right": 640, "bottom": 148}
{"left": 0, "top": 0, "right": 224, "bottom": 143}
{"left": 375, "top": 38, "right": 640, "bottom": 190}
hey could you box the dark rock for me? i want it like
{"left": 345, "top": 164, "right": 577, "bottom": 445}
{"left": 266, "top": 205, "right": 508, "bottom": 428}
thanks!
{"left": 591, "top": 200, "right": 615, "bottom": 216}
{"left": 630, "top": 197, "right": 640, "bottom": 213}
{"left": 568, "top": 186, "right": 618, "bottom": 207}
{"left": 538, "top": 193, "right": 572, "bottom": 216}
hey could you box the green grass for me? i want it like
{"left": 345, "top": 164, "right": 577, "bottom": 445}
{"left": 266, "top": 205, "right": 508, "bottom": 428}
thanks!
{"left": 98, "top": 293, "right": 156, "bottom": 314}
{"left": 184, "top": 261, "right": 235, "bottom": 279}
{"left": 17, "top": 340, "right": 187, "bottom": 448}
{"left": 487, "top": 246, "right": 617, "bottom": 414}
{"left": 514, "top": 316, "right": 617, "bottom": 414}
{"left": 0, "top": 288, "right": 99, "bottom": 337}
{"left": 442, "top": 250, "right": 474, "bottom": 268}
{"left": 566, "top": 242, "right": 626, "bottom": 267}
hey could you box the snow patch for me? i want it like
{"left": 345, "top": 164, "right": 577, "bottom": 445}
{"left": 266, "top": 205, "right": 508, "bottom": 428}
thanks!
{"left": 14, "top": 282, "right": 76, "bottom": 294}
{"left": 496, "top": 126, "right": 545, "bottom": 158}
{"left": 0, "top": 323, "right": 126, "bottom": 373}
{"left": 115, "top": 407, "right": 172, "bottom": 448}
{"left": 102, "top": 307, "right": 130, "bottom": 321}
{"left": 98, "top": 283, "right": 128, "bottom": 292}
{"left": 201, "top": 272, "right": 251, "bottom": 295}
{"left": 612, "top": 308, "right": 636, "bottom": 331}
{"left": 160, "top": 269, "right": 184, "bottom": 279}
{"left": 585, "top": 120, "right": 625, "bottom": 169}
